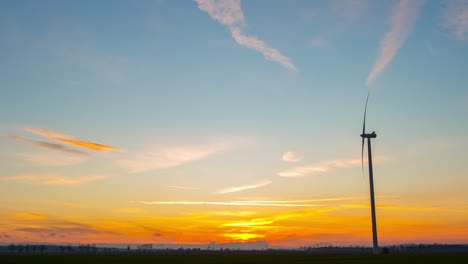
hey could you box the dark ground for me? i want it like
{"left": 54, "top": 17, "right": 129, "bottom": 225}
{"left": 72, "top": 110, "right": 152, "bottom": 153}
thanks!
{"left": 2, "top": 252, "right": 468, "bottom": 264}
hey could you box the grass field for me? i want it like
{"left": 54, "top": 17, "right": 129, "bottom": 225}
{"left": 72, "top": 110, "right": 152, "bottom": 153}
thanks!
{"left": 2, "top": 252, "right": 468, "bottom": 264}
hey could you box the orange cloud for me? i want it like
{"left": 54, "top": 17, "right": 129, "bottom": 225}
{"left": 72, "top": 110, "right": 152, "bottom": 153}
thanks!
{"left": 278, "top": 156, "right": 391, "bottom": 177}
{"left": 4, "top": 134, "right": 89, "bottom": 156}
{"left": 2, "top": 173, "right": 106, "bottom": 185}
{"left": 215, "top": 180, "right": 272, "bottom": 194}
{"left": 26, "top": 128, "right": 123, "bottom": 153}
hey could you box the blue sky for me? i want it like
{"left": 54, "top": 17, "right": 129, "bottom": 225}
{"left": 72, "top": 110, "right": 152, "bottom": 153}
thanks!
{"left": 0, "top": 0, "right": 467, "bottom": 246}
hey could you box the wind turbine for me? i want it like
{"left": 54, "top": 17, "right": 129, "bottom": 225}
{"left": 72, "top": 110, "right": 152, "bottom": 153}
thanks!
{"left": 361, "top": 91, "right": 379, "bottom": 255}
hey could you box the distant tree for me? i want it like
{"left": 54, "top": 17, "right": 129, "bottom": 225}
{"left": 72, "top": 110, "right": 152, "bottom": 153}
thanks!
{"left": 8, "top": 244, "right": 15, "bottom": 254}
{"left": 39, "top": 245, "right": 46, "bottom": 254}
{"left": 127, "top": 245, "right": 131, "bottom": 251}
{"left": 31, "top": 245, "right": 37, "bottom": 254}
{"left": 18, "top": 245, "right": 24, "bottom": 254}
{"left": 92, "top": 244, "right": 97, "bottom": 253}
{"left": 59, "top": 246, "right": 65, "bottom": 254}
{"left": 25, "top": 244, "right": 30, "bottom": 254}
{"left": 67, "top": 245, "right": 72, "bottom": 254}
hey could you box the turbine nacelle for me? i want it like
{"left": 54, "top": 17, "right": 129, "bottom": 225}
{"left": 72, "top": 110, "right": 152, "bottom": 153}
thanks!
{"left": 361, "top": 131, "right": 377, "bottom": 139}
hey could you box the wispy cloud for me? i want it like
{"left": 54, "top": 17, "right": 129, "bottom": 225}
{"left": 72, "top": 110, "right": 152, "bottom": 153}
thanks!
{"left": 26, "top": 128, "right": 123, "bottom": 153}
{"left": 341, "top": 204, "right": 438, "bottom": 211}
{"left": 168, "top": 185, "right": 199, "bottom": 190}
{"left": 0, "top": 232, "right": 11, "bottom": 239}
{"left": 140, "top": 200, "right": 323, "bottom": 207}
{"left": 114, "top": 208, "right": 146, "bottom": 214}
{"left": 5, "top": 135, "right": 90, "bottom": 156}
{"left": 442, "top": 0, "right": 468, "bottom": 40}
{"left": 2, "top": 173, "right": 105, "bottom": 186}
{"left": 278, "top": 156, "right": 390, "bottom": 177}
{"left": 5, "top": 128, "right": 122, "bottom": 156}
{"left": 43, "top": 200, "right": 89, "bottom": 208}
{"left": 215, "top": 180, "right": 271, "bottom": 194}
{"left": 139, "top": 196, "right": 366, "bottom": 207}
{"left": 17, "top": 153, "right": 88, "bottom": 166}
{"left": 366, "top": 0, "right": 425, "bottom": 86}
{"left": 282, "top": 151, "right": 302, "bottom": 163}
{"left": 195, "top": 0, "right": 297, "bottom": 71}
{"left": 119, "top": 139, "right": 247, "bottom": 173}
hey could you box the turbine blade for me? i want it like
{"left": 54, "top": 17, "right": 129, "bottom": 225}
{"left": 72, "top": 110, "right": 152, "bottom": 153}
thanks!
{"left": 362, "top": 90, "right": 371, "bottom": 179}
{"left": 363, "top": 90, "right": 370, "bottom": 135}
{"left": 362, "top": 137, "right": 365, "bottom": 178}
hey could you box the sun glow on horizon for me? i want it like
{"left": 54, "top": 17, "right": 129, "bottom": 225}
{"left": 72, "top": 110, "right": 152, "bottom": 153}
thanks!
{"left": 1, "top": 0, "right": 468, "bottom": 248}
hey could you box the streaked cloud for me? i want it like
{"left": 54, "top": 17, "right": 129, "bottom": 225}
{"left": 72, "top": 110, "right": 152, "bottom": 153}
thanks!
{"left": 278, "top": 156, "right": 390, "bottom": 177}
{"left": 278, "top": 157, "right": 359, "bottom": 177}
{"left": 208, "top": 211, "right": 256, "bottom": 217}
{"left": 141, "top": 200, "right": 322, "bottom": 207}
{"left": 17, "top": 153, "right": 88, "bottom": 166}
{"left": 141, "top": 196, "right": 367, "bottom": 208}
{"left": 5, "top": 135, "right": 89, "bottom": 156}
{"left": 442, "top": 0, "right": 468, "bottom": 40}
{"left": 43, "top": 200, "right": 89, "bottom": 209}
{"left": 282, "top": 151, "right": 302, "bottom": 163}
{"left": 2, "top": 173, "right": 105, "bottom": 186}
{"left": 8, "top": 213, "right": 45, "bottom": 221}
{"left": 341, "top": 204, "right": 438, "bottom": 211}
{"left": 0, "top": 232, "right": 11, "bottom": 239}
{"left": 15, "top": 220, "right": 116, "bottom": 237}
{"left": 215, "top": 179, "right": 271, "bottom": 194}
{"left": 26, "top": 128, "right": 123, "bottom": 153}
{"left": 223, "top": 233, "right": 264, "bottom": 240}
{"left": 241, "top": 196, "right": 368, "bottom": 204}
{"left": 168, "top": 185, "right": 199, "bottom": 190}
{"left": 119, "top": 140, "right": 247, "bottom": 173}
{"left": 366, "top": 0, "right": 424, "bottom": 86}
{"left": 195, "top": 0, "right": 297, "bottom": 71}
{"left": 114, "top": 208, "right": 146, "bottom": 214}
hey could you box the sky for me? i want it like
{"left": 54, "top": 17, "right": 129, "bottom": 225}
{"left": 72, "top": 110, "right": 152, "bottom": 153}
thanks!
{"left": 0, "top": 0, "right": 467, "bottom": 247}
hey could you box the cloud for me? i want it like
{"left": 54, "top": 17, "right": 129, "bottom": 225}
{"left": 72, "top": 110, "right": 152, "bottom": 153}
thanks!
{"left": 442, "top": 0, "right": 468, "bottom": 40}
{"left": 118, "top": 140, "right": 246, "bottom": 173}
{"left": 114, "top": 208, "right": 146, "bottom": 214}
{"left": 141, "top": 200, "right": 322, "bottom": 207}
{"left": 15, "top": 224, "right": 113, "bottom": 236}
{"left": 2, "top": 173, "right": 106, "bottom": 186}
{"left": 366, "top": 0, "right": 425, "bottom": 86}
{"left": 168, "top": 185, "right": 199, "bottom": 190}
{"left": 282, "top": 151, "right": 301, "bottom": 163}
{"left": 16, "top": 153, "right": 87, "bottom": 166}
{"left": 5, "top": 134, "right": 90, "bottom": 156}
{"left": 0, "top": 232, "right": 11, "bottom": 239}
{"left": 277, "top": 156, "right": 390, "bottom": 177}
{"left": 43, "top": 200, "right": 89, "bottom": 208}
{"left": 138, "top": 197, "right": 366, "bottom": 207}
{"left": 26, "top": 128, "right": 123, "bottom": 153}
{"left": 195, "top": 0, "right": 297, "bottom": 71}
{"left": 215, "top": 180, "right": 271, "bottom": 194}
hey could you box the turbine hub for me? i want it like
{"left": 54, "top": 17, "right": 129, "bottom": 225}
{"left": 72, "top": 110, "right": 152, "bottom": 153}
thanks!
{"left": 361, "top": 131, "right": 377, "bottom": 138}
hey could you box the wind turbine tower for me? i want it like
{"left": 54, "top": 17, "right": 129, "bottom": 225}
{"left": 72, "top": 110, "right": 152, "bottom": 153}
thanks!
{"left": 361, "top": 92, "right": 379, "bottom": 255}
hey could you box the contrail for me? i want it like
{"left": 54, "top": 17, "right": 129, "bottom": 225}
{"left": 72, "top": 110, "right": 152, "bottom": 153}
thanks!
{"left": 366, "top": 0, "right": 424, "bottom": 86}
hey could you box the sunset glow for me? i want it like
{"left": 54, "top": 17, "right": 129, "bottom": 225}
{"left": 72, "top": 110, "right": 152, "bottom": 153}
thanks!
{"left": 1, "top": 0, "right": 467, "bottom": 248}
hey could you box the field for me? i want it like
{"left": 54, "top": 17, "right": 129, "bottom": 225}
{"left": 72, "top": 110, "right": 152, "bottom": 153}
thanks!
{"left": 2, "top": 252, "right": 468, "bottom": 264}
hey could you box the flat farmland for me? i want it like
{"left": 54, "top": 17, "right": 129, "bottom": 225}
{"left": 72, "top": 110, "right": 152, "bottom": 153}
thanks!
{"left": 2, "top": 252, "right": 468, "bottom": 264}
